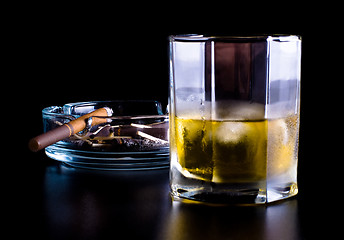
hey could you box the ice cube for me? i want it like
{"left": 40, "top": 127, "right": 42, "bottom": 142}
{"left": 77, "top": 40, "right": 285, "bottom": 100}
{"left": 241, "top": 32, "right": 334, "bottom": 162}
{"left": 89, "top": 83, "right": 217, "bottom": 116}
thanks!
{"left": 215, "top": 122, "right": 247, "bottom": 143}
{"left": 215, "top": 100, "right": 265, "bottom": 120}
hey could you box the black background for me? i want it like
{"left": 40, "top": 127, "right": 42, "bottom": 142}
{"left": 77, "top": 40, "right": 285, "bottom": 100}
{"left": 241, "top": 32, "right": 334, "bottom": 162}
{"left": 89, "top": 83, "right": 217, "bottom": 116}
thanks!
{"left": 6, "top": 4, "right": 342, "bottom": 239}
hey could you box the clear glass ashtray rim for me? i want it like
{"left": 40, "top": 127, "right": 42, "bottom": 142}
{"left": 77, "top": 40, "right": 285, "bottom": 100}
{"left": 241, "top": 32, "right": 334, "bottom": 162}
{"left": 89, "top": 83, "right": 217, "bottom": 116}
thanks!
{"left": 42, "top": 100, "right": 167, "bottom": 119}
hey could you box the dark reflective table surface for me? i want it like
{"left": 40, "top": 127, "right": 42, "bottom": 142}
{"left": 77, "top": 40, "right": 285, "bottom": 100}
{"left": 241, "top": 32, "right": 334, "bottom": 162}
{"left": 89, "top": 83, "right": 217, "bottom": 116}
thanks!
{"left": 8, "top": 152, "right": 339, "bottom": 240}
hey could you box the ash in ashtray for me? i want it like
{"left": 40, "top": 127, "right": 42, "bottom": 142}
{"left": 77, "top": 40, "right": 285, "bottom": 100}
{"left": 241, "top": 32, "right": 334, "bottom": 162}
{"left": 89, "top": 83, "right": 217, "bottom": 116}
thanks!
{"left": 63, "top": 121, "right": 169, "bottom": 152}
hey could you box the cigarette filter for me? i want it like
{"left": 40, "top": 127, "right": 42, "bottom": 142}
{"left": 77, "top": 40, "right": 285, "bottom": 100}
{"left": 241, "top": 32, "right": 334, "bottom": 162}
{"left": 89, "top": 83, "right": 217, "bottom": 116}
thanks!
{"left": 29, "top": 107, "right": 112, "bottom": 152}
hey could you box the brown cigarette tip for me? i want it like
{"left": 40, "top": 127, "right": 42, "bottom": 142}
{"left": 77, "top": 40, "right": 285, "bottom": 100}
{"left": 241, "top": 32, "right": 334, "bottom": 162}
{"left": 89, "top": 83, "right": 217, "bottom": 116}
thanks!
{"left": 28, "top": 138, "right": 40, "bottom": 152}
{"left": 28, "top": 124, "right": 72, "bottom": 152}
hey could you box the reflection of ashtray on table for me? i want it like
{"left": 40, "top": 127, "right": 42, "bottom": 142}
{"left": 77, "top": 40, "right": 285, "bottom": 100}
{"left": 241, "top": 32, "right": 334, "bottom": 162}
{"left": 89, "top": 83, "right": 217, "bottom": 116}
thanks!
{"left": 36, "top": 101, "right": 170, "bottom": 170}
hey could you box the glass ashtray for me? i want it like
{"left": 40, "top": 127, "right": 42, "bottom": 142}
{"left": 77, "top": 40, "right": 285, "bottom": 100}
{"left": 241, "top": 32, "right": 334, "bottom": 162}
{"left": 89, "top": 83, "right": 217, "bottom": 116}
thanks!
{"left": 43, "top": 100, "right": 169, "bottom": 170}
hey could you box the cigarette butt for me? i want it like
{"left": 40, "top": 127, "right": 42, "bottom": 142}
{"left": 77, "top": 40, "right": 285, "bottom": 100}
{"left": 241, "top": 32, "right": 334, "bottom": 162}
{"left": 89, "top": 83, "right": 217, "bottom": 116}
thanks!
{"left": 29, "top": 107, "right": 112, "bottom": 152}
{"left": 137, "top": 131, "right": 168, "bottom": 144}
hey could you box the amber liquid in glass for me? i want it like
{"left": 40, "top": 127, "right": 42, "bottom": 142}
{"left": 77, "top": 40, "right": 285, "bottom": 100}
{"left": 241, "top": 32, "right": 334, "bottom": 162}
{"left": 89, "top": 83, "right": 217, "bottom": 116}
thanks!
{"left": 170, "top": 115, "right": 299, "bottom": 203}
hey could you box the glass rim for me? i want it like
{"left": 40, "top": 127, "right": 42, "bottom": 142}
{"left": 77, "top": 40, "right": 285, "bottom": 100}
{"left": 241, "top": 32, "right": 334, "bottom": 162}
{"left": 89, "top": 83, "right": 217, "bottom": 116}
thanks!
{"left": 169, "top": 34, "right": 301, "bottom": 42}
{"left": 42, "top": 106, "right": 168, "bottom": 120}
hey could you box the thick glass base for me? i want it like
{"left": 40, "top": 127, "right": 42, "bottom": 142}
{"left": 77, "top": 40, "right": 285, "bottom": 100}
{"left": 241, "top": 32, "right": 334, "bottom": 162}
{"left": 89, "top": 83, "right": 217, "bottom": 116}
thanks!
{"left": 170, "top": 166, "right": 298, "bottom": 204}
{"left": 171, "top": 184, "right": 298, "bottom": 205}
